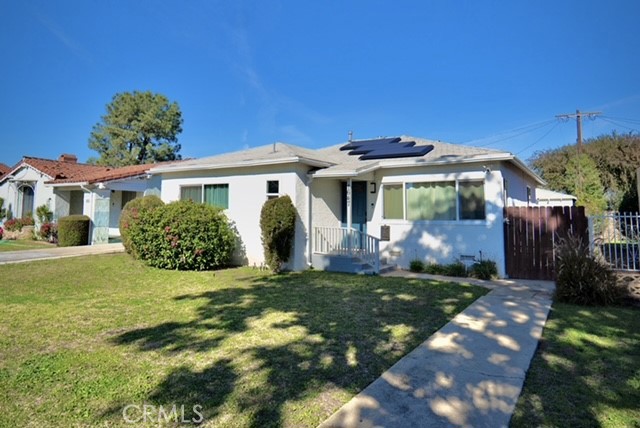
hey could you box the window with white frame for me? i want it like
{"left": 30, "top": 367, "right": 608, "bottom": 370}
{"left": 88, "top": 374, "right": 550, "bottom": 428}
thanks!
{"left": 179, "top": 184, "right": 229, "bottom": 209}
{"left": 180, "top": 186, "right": 202, "bottom": 202}
{"left": 204, "top": 184, "right": 229, "bottom": 209}
{"left": 383, "top": 184, "right": 403, "bottom": 219}
{"left": 266, "top": 180, "right": 279, "bottom": 200}
{"left": 382, "top": 180, "right": 486, "bottom": 221}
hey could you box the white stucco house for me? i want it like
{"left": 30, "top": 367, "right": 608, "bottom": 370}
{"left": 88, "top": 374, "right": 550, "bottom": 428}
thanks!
{"left": 535, "top": 188, "right": 577, "bottom": 207}
{"left": 0, "top": 154, "right": 108, "bottom": 224}
{"left": 0, "top": 154, "right": 164, "bottom": 244}
{"left": 150, "top": 136, "right": 544, "bottom": 277}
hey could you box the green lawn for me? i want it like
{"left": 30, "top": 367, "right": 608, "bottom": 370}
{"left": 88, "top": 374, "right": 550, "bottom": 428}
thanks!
{"left": 0, "top": 239, "right": 56, "bottom": 252}
{"left": 512, "top": 303, "right": 640, "bottom": 428}
{"left": 0, "top": 254, "right": 486, "bottom": 427}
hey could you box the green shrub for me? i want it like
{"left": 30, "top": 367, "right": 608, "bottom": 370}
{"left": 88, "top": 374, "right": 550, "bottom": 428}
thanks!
{"left": 58, "top": 215, "right": 90, "bottom": 247}
{"left": 36, "top": 204, "right": 53, "bottom": 225}
{"left": 409, "top": 259, "right": 424, "bottom": 273}
{"left": 423, "top": 263, "right": 447, "bottom": 275}
{"left": 421, "top": 262, "right": 468, "bottom": 277}
{"left": 129, "top": 200, "right": 235, "bottom": 271}
{"left": 444, "top": 261, "right": 468, "bottom": 277}
{"left": 555, "top": 232, "right": 623, "bottom": 306}
{"left": 260, "top": 195, "right": 297, "bottom": 273}
{"left": 119, "top": 195, "right": 164, "bottom": 257}
{"left": 470, "top": 260, "right": 498, "bottom": 280}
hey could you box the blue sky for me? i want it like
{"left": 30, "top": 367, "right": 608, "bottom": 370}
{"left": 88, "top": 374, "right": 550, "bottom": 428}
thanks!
{"left": 2, "top": 1, "right": 640, "bottom": 167}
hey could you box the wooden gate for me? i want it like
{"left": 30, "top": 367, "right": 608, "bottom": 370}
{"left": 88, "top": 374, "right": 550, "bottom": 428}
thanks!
{"left": 504, "top": 206, "right": 588, "bottom": 280}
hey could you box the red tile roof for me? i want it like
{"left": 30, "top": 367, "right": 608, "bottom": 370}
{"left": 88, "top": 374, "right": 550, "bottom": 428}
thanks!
{"left": 47, "top": 162, "right": 159, "bottom": 184}
{"left": 0, "top": 156, "right": 109, "bottom": 184}
{"left": 0, "top": 155, "right": 178, "bottom": 186}
{"left": 0, "top": 163, "right": 10, "bottom": 178}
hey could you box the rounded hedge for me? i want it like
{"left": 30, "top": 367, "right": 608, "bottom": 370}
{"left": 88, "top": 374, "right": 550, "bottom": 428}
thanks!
{"left": 119, "top": 195, "right": 164, "bottom": 257}
{"left": 58, "top": 215, "right": 90, "bottom": 247}
{"left": 260, "top": 195, "right": 296, "bottom": 272}
{"left": 128, "top": 200, "right": 235, "bottom": 270}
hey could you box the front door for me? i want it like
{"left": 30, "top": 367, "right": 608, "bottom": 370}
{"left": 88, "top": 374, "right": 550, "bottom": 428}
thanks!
{"left": 341, "top": 181, "right": 367, "bottom": 234}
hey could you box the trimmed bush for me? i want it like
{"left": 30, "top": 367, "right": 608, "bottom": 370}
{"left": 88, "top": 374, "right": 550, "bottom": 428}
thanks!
{"left": 119, "top": 195, "right": 164, "bottom": 257}
{"left": 129, "top": 200, "right": 235, "bottom": 270}
{"left": 555, "top": 232, "right": 623, "bottom": 306}
{"left": 58, "top": 215, "right": 90, "bottom": 247}
{"left": 470, "top": 260, "right": 498, "bottom": 280}
{"left": 260, "top": 195, "right": 297, "bottom": 272}
{"left": 409, "top": 259, "right": 424, "bottom": 273}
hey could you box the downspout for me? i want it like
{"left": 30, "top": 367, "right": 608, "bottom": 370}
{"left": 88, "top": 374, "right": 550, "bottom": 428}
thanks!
{"left": 306, "top": 173, "right": 314, "bottom": 267}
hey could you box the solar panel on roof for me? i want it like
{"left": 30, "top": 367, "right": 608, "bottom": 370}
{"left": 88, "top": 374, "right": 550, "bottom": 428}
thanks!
{"left": 339, "top": 137, "right": 401, "bottom": 151}
{"left": 349, "top": 141, "right": 416, "bottom": 155}
{"left": 360, "top": 145, "right": 434, "bottom": 160}
{"left": 339, "top": 137, "right": 433, "bottom": 160}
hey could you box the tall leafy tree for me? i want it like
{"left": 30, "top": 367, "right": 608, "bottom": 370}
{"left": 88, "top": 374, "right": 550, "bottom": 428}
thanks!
{"left": 564, "top": 153, "right": 607, "bottom": 215}
{"left": 88, "top": 91, "right": 183, "bottom": 166}
{"left": 530, "top": 132, "right": 640, "bottom": 212}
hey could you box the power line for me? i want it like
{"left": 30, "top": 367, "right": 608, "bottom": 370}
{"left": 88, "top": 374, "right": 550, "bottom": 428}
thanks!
{"left": 463, "top": 119, "right": 557, "bottom": 147}
{"left": 515, "top": 121, "right": 561, "bottom": 156}
{"left": 599, "top": 116, "right": 639, "bottom": 133}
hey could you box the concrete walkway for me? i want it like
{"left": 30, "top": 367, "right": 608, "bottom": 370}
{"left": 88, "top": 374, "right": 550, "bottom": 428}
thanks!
{"left": 320, "top": 271, "right": 554, "bottom": 428}
{"left": 0, "top": 243, "right": 125, "bottom": 265}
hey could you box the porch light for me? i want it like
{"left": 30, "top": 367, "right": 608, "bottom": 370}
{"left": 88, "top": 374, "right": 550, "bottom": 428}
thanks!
{"left": 370, "top": 182, "right": 376, "bottom": 194}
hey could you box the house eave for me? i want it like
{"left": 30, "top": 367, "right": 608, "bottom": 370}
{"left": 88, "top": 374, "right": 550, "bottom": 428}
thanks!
{"left": 149, "top": 156, "right": 333, "bottom": 174}
{"left": 47, "top": 181, "right": 90, "bottom": 188}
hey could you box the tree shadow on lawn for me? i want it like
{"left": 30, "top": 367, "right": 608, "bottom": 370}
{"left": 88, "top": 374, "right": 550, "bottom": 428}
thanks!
{"left": 511, "top": 303, "right": 640, "bottom": 428}
{"left": 104, "top": 271, "right": 484, "bottom": 427}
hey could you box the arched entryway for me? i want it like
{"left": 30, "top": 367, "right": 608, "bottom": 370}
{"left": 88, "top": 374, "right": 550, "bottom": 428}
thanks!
{"left": 19, "top": 185, "right": 34, "bottom": 218}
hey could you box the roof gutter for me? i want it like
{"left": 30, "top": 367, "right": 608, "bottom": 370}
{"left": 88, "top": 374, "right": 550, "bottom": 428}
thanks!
{"left": 149, "top": 156, "right": 333, "bottom": 174}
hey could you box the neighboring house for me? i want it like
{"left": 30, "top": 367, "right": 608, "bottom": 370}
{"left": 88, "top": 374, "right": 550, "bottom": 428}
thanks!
{"left": 0, "top": 163, "right": 10, "bottom": 180}
{"left": 150, "top": 136, "right": 544, "bottom": 277}
{"left": 0, "top": 154, "right": 108, "bottom": 223}
{"left": 0, "top": 154, "right": 164, "bottom": 244}
{"left": 47, "top": 163, "right": 164, "bottom": 244}
{"left": 535, "top": 188, "right": 577, "bottom": 207}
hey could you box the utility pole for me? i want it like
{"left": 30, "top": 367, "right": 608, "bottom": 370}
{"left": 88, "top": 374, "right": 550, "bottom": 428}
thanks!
{"left": 556, "top": 109, "right": 601, "bottom": 152}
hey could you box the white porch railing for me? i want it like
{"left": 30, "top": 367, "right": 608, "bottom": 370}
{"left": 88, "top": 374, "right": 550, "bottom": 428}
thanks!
{"left": 313, "top": 226, "right": 380, "bottom": 273}
{"left": 589, "top": 212, "right": 640, "bottom": 271}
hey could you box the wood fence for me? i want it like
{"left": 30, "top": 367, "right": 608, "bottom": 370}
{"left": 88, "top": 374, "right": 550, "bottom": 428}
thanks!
{"left": 504, "top": 206, "right": 588, "bottom": 280}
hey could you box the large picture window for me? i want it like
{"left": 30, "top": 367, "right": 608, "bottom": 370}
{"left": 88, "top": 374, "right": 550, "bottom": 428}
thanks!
{"left": 406, "top": 182, "right": 456, "bottom": 221}
{"left": 383, "top": 184, "right": 403, "bottom": 219}
{"left": 204, "top": 184, "right": 229, "bottom": 209}
{"left": 383, "top": 180, "right": 486, "bottom": 221}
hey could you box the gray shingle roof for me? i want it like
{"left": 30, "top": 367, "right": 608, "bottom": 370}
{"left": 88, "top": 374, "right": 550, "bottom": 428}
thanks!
{"left": 149, "top": 135, "right": 543, "bottom": 184}
{"left": 311, "top": 136, "right": 512, "bottom": 177}
{"left": 150, "top": 142, "right": 332, "bottom": 173}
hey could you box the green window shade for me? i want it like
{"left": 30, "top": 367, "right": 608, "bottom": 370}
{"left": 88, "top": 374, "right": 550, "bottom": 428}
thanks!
{"left": 180, "top": 186, "right": 202, "bottom": 202}
{"left": 383, "top": 184, "right": 403, "bottom": 219}
{"left": 204, "top": 184, "right": 229, "bottom": 209}
{"left": 459, "top": 181, "right": 485, "bottom": 220}
{"left": 406, "top": 182, "right": 456, "bottom": 221}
